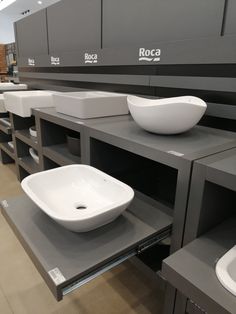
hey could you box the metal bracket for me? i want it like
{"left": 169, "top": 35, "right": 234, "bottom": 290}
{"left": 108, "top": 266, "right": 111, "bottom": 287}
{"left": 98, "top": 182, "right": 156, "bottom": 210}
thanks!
{"left": 137, "top": 229, "right": 171, "bottom": 254}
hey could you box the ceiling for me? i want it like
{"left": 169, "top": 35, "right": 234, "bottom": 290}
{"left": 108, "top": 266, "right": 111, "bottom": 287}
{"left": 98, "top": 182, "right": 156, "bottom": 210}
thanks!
{"left": 0, "top": 0, "right": 61, "bottom": 21}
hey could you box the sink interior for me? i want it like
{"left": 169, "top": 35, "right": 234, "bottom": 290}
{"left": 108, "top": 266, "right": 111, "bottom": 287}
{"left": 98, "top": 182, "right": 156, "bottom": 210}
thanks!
{"left": 21, "top": 165, "right": 134, "bottom": 232}
{"left": 59, "top": 91, "right": 126, "bottom": 99}
{"left": 216, "top": 245, "right": 236, "bottom": 296}
{"left": 227, "top": 253, "right": 236, "bottom": 282}
{"left": 0, "top": 83, "right": 27, "bottom": 90}
{"left": 58, "top": 91, "right": 105, "bottom": 99}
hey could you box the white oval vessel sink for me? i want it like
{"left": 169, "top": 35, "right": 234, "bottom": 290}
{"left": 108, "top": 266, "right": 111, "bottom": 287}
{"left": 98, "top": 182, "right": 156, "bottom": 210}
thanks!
{"left": 21, "top": 165, "right": 134, "bottom": 232}
{"left": 0, "top": 95, "right": 6, "bottom": 113}
{"left": 127, "top": 95, "right": 207, "bottom": 134}
{"left": 0, "top": 83, "right": 27, "bottom": 91}
{"left": 216, "top": 245, "right": 236, "bottom": 296}
{"left": 54, "top": 91, "right": 128, "bottom": 119}
{"left": 4, "top": 90, "right": 56, "bottom": 117}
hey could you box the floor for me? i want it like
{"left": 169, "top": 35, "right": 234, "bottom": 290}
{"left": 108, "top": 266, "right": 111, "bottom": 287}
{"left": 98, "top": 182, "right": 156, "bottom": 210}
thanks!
{"left": 0, "top": 162, "right": 164, "bottom": 314}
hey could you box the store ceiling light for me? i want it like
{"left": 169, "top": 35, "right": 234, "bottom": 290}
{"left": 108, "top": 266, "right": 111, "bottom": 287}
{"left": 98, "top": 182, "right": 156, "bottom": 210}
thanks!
{"left": 21, "top": 9, "right": 30, "bottom": 15}
{"left": 37, "top": 1, "right": 43, "bottom": 4}
{"left": 0, "top": 0, "right": 16, "bottom": 11}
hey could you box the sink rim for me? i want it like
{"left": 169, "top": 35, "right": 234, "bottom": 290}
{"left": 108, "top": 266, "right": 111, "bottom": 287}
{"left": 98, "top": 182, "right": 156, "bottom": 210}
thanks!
{"left": 127, "top": 95, "right": 207, "bottom": 108}
{"left": 3, "top": 90, "right": 55, "bottom": 98}
{"left": 21, "top": 164, "right": 134, "bottom": 223}
{"left": 54, "top": 91, "right": 127, "bottom": 100}
{"left": 216, "top": 245, "right": 236, "bottom": 296}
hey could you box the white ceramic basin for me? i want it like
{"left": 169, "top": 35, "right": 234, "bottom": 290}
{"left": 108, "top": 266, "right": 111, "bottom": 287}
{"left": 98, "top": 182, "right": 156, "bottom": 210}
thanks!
{"left": 0, "top": 83, "right": 27, "bottom": 91}
{"left": 216, "top": 245, "right": 236, "bottom": 296}
{"left": 21, "top": 165, "right": 134, "bottom": 232}
{"left": 29, "top": 148, "right": 39, "bottom": 164}
{"left": 127, "top": 95, "right": 207, "bottom": 134}
{"left": 4, "top": 90, "right": 56, "bottom": 117}
{"left": 54, "top": 91, "right": 128, "bottom": 119}
{"left": 0, "top": 95, "right": 6, "bottom": 112}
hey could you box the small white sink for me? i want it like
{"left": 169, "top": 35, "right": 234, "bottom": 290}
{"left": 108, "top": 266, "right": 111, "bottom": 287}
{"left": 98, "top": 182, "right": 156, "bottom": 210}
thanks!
{"left": 21, "top": 165, "right": 134, "bottom": 232}
{"left": 4, "top": 90, "right": 56, "bottom": 117}
{"left": 127, "top": 95, "right": 207, "bottom": 134}
{"left": 216, "top": 245, "right": 236, "bottom": 296}
{"left": 53, "top": 91, "right": 128, "bottom": 119}
{"left": 0, "top": 95, "right": 6, "bottom": 112}
{"left": 0, "top": 83, "right": 27, "bottom": 91}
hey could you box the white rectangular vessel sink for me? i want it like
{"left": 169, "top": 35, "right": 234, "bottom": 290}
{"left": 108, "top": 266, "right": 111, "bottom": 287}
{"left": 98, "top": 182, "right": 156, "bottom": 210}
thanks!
{"left": 0, "top": 83, "right": 27, "bottom": 91}
{"left": 21, "top": 165, "right": 134, "bottom": 232}
{"left": 4, "top": 90, "right": 56, "bottom": 117}
{"left": 54, "top": 91, "right": 128, "bottom": 119}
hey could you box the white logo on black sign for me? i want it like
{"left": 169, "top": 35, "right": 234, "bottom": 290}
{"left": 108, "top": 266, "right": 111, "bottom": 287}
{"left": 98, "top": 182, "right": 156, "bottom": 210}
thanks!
{"left": 28, "top": 58, "right": 35, "bottom": 66}
{"left": 139, "top": 48, "right": 161, "bottom": 62}
{"left": 84, "top": 53, "right": 98, "bottom": 64}
{"left": 51, "top": 56, "right": 60, "bottom": 65}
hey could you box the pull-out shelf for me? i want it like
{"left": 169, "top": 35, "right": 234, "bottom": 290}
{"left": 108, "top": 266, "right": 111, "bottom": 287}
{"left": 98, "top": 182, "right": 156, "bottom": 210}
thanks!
{"left": 1, "top": 193, "right": 172, "bottom": 301}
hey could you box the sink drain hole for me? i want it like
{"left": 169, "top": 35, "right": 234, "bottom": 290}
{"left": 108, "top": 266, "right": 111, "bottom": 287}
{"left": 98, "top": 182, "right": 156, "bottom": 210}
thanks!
{"left": 75, "top": 204, "right": 87, "bottom": 210}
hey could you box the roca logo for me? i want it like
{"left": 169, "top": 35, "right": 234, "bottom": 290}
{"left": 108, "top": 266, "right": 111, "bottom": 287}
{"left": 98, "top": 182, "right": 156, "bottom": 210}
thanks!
{"left": 84, "top": 53, "right": 98, "bottom": 64}
{"left": 51, "top": 56, "right": 60, "bottom": 65}
{"left": 139, "top": 48, "right": 161, "bottom": 62}
{"left": 28, "top": 58, "right": 35, "bottom": 66}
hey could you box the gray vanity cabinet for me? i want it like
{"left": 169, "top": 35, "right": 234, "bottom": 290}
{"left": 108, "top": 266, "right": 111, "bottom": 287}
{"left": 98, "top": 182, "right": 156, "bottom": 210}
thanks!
{"left": 47, "top": 0, "right": 101, "bottom": 53}
{"left": 15, "top": 10, "right": 48, "bottom": 57}
{"left": 163, "top": 148, "right": 236, "bottom": 314}
{"left": 102, "top": 0, "right": 225, "bottom": 48}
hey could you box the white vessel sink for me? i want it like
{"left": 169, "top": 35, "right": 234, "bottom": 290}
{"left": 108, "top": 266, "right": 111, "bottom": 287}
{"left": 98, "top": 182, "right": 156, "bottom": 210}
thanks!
{"left": 4, "top": 90, "right": 56, "bottom": 117}
{"left": 127, "top": 95, "right": 207, "bottom": 134}
{"left": 21, "top": 165, "right": 134, "bottom": 232}
{"left": 0, "top": 83, "right": 27, "bottom": 91}
{"left": 54, "top": 91, "right": 128, "bottom": 119}
{"left": 216, "top": 245, "right": 236, "bottom": 296}
{"left": 0, "top": 95, "right": 6, "bottom": 112}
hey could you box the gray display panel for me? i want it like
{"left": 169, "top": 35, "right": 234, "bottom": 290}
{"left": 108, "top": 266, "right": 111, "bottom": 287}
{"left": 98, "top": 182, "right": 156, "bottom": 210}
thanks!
{"left": 15, "top": 10, "right": 48, "bottom": 57}
{"left": 103, "top": 0, "right": 224, "bottom": 48}
{"left": 47, "top": 0, "right": 101, "bottom": 53}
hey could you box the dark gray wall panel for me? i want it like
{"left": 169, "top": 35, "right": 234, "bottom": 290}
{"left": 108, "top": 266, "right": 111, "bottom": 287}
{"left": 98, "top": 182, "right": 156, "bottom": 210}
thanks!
{"left": 47, "top": 0, "right": 101, "bottom": 53}
{"left": 103, "top": 0, "right": 225, "bottom": 48}
{"left": 224, "top": 0, "right": 236, "bottom": 35}
{"left": 19, "top": 72, "right": 150, "bottom": 86}
{"left": 150, "top": 76, "right": 236, "bottom": 93}
{"left": 15, "top": 10, "right": 48, "bottom": 57}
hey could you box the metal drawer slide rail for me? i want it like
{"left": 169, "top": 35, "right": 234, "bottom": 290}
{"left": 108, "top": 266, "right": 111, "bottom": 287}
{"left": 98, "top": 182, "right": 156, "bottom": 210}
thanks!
{"left": 62, "top": 229, "right": 170, "bottom": 296}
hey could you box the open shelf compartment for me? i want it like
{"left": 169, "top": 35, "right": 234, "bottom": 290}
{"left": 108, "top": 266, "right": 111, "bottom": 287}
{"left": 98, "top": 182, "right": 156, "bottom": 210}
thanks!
{"left": 15, "top": 138, "right": 40, "bottom": 174}
{"left": 0, "top": 117, "right": 12, "bottom": 135}
{"left": 41, "top": 119, "right": 81, "bottom": 166}
{"left": 0, "top": 194, "right": 172, "bottom": 301}
{"left": 43, "top": 156, "right": 61, "bottom": 170}
{"left": 0, "top": 141, "right": 15, "bottom": 161}
{"left": 90, "top": 138, "right": 177, "bottom": 210}
{"left": 15, "top": 129, "right": 38, "bottom": 149}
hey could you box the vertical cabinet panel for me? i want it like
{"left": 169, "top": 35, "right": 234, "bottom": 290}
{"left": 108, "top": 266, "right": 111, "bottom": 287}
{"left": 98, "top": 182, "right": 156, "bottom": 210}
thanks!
{"left": 103, "top": 0, "right": 225, "bottom": 48}
{"left": 224, "top": 0, "right": 236, "bottom": 35}
{"left": 15, "top": 10, "right": 48, "bottom": 57}
{"left": 47, "top": 0, "right": 101, "bottom": 53}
